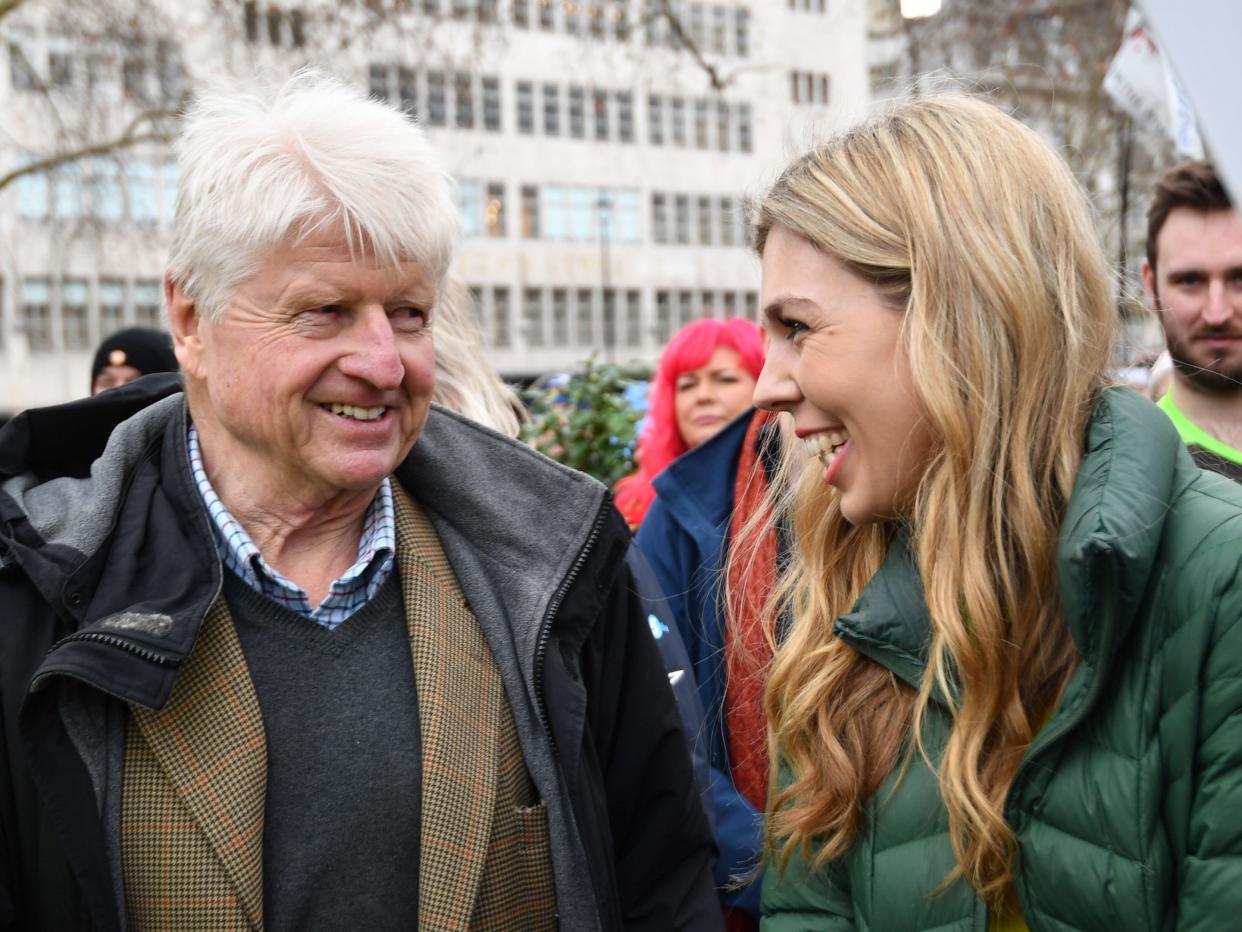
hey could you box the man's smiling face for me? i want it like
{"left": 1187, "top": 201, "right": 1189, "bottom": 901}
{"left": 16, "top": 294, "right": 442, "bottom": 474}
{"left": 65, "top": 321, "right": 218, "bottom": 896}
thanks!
{"left": 177, "top": 223, "right": 437, "bottom": 504}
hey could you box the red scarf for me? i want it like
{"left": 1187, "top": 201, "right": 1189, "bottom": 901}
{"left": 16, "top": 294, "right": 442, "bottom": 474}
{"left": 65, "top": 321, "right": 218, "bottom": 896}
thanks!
{"left": 723, "top": 411, "right": 779, "bottom": 932}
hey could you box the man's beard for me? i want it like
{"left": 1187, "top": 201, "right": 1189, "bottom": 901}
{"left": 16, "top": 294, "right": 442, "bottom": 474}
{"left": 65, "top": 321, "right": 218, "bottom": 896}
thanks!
{"left": 1156, "top": 294, "right": 1242, "bottom": 395}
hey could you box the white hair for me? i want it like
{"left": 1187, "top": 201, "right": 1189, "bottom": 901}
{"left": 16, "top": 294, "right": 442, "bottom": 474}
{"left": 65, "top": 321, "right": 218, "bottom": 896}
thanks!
{"left": 168, "top": 68, "right": 459, "bottom": 320}
{"left": 432, "top": 278, "right": 527, "bottom": 438}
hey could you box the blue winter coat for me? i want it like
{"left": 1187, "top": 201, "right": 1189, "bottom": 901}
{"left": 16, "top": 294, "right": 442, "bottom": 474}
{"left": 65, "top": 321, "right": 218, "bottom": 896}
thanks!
{"left": 635, "top": 410, "right": 767, "bottom": 918}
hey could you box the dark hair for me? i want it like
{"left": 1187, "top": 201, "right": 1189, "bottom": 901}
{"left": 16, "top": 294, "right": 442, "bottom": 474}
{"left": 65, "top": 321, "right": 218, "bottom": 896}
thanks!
{"left": 1146, "top": 160, "right": 1233, "bottom": 273}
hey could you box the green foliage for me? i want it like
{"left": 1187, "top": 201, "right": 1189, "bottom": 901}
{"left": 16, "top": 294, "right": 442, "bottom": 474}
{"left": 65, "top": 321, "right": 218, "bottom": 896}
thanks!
{"left": 520, "top": 357, "right": 644, "bottom": 487}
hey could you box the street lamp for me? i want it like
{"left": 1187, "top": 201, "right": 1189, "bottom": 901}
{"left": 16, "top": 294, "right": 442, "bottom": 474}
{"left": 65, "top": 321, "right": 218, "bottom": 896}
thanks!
{"left": 901, "top": 0, "right": 942, "bottom": 97}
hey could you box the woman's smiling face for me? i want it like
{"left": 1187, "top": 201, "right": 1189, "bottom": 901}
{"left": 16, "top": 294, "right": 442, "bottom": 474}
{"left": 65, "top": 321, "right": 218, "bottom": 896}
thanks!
{"left": 753, "top": 225, "right": 935, "bottom": 526}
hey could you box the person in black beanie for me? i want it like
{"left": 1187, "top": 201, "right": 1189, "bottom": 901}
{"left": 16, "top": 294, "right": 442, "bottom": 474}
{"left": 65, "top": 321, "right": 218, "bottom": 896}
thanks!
{"left": 89, "top": 326, "right": 179, "bottom": 395}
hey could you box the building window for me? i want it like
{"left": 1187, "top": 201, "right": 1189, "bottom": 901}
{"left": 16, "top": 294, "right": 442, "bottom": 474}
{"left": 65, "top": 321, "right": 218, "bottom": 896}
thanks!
{"left": 615, "top": 190, "right": 640, "bottom": 242}
{"left": 9, "top": 40, "right": 38, "bottom": 91}
{"left": 492, "top": 286, "right": 511, "bottom": 347}
{"left": 454, "top": 72, "right": 474, "bottom": 128}
{"left": 61, "top": 279, "right": 90, "bottom": 350}
{"left": 369, "top": 63, "right": 390, "bottom": 101}
{"left": 160, "top": 160, "right": 178, "bottom": 224}
{"left": 486, "top": 181, "right": 506, "bottom": 236}
{"left": 133, "top": 280, "right": 163, "bottom": 329}
{"left": 458, "top": 179, "right": 484, "bottom": 237}
{"left": 543, "top": 83, "right": 560, "bottom": 136}
{"left": 521, "top": 184, "right": 539, "bottom": 237}
{"left": 745, "top": 290, "right": 758, "bottom": 320}
{"left": 723, "top": 290, "right": 737, "bottom": 318}
{"left": 602, "top": 288, "right": 617, "bottom": 350}
{"left": 735, "top": 6, "right": 750, "bottom": 56}
{"left": 616, "top": 92, "right": 634, "bottom": 143}
{"left": 427, "top": 70, "right": 447, "bottom": 126}
{"left": 15, "top": 158, "right": 49, "bottom": 220}
{"left": 155, "top": 39, "right": 182, "bottom": 104}
{"left": 791, "top": 70, "right": 830, "bottom": 105}
{"left": 625, "top": 290, "right": 641, "bottom": 346}
{"left": 696, "top": 196, "right": 713, "bottom": 245}
{"left": 551, "top": 288, "right": 569, "bottom": 346}
{"left": 122, "top": 55, "right": 148, "bottom": 103}
{"left": 718, "top": 196, "right": 735, "bottom": 246}
{"left": 542, "top": 185, "right": 567, "bottom": 239}
{"left": 539, "top": 0, "right": 555, "bottom": 29}
{"left": 677, "top": 289, "right": 694, "bottom": 327}
{"left": 244, "top": 2, "right": 260, "bottom": 42}
{"left": 513, "top": 0, "right": 530, "bottom": 26}
{"left": 592, "top": 88, "right": 609, "bottom": 141}
{"left": 398, "top": 67, "right": 418, "bottom": 117}
{"left": 289, "top": 9, "right": 306, "bottom": 46}
{"left": 673, "top": 194, "right": 690, "bottom": 244}
{"left": 517, "top": 81, "right": 534, "bottom": 134}
{"left": 737, "top": 102, "right": 752, "bottom": 152}
{"left": 648, "top": 94, "right": 664, "bottom": 146}
{"left": 670, "top": 97, "right": 686, "bottom": 146}
{"left": 688, "top": 2, "right": 705, "bottom": 47}
{"left": 655, "top": 290, "right": 672, "bottom": 343}
{"left": 715, "top": 100, "right": 730, "bottom": 152}
{"left": 612, "top": 0, "right": 631, "bottom": 40}
{"left": 587, "top": 1, "right": 606, "bottom": 38}
{"left": 568, "top": 86, "right": 586, "bottom": 138}
{"left": 88, "top": 159, "right": 123, "bottom": 222}
{"left": 564, "top": 0, "right": 582, "bottom": 33}
{"left": 99, "top": 279, "right": 126, "bottom": 335}
{"left": 482, "top": 76, "right": 501, "bottom": 130}
{"left": 700, "top": 289, "right": 717, "bottom": 316}
{"left": 574, "top": 188, "right": 599, "bottom": 241}
{"left": 710, "top": 5, "right": 727, "bottom": 53}
{"left": 575, "top": 289, "right": 594, "bottom": 345}
{"left": 523, "top": 287, "right": 545, "bottom": 347}
{"left": 693, "top": 99, "right": 709, "bottom": 149}
{"left": 21, "top": 279, "right": 52, "bottom": 351}
{"left": 651, "top": 193, "right": 668, "bottom": 244}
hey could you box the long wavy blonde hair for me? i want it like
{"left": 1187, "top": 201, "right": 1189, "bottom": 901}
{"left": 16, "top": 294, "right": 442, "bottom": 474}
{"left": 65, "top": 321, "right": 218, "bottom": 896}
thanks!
{"left": 752, "top": 96, "right": 1117, "bottom": 905}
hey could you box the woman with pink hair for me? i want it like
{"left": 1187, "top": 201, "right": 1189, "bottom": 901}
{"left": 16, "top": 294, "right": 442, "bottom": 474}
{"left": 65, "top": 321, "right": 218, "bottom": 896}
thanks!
{"left": 627, "top": 316, "right": 777, "bottom": 929}
{"left": 616, "top": 317, "right": 765, "bottom": 528}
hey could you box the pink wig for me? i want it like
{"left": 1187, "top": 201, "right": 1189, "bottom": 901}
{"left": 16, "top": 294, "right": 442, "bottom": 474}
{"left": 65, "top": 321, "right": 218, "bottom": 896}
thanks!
{"left": 615, "top": 317, "right": 764, "bottom": 527}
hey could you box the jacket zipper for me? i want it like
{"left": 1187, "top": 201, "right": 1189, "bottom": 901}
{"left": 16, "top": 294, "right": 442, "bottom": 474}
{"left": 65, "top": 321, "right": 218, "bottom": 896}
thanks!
{"left": 37, "top": 631, "right": 175, "bottom": 687}
{"left": 533, "top": 500, "right": 610, "bottom": 753}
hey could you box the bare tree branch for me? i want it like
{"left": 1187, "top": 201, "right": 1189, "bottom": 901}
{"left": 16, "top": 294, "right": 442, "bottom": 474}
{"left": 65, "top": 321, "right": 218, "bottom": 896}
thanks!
{"left": 655, "top": 0, "right": 726, "bottom": 91}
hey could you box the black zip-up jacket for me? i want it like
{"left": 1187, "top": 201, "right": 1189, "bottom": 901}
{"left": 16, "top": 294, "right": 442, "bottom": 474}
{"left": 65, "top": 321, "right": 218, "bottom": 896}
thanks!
{"left": 0, "top": 375, "right": 719, "bottom": 931}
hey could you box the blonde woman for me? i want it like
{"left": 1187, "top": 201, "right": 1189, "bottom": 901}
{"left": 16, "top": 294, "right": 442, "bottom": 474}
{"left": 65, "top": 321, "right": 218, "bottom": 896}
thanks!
{"left": 749, "top": 97, "right": 1242, "bottom": 930}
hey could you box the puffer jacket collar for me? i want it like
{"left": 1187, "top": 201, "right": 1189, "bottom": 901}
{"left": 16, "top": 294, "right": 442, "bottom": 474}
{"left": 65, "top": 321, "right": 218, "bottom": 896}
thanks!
{"left": 834, "top": 388, "right": 1184, "bottom": 690}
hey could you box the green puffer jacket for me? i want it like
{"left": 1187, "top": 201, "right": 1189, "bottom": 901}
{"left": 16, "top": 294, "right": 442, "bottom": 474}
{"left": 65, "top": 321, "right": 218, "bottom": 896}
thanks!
{"left": 762, "top": 388, "right": 1242, "bottom": 932}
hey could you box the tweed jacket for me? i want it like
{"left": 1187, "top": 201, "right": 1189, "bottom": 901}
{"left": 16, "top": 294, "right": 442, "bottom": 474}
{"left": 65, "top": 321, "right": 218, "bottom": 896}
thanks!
{"left": 120, "top": 485, "right": 556, "bottom": 930}
{"left": 0, "top": 377, "right": 719, "bottom": 932}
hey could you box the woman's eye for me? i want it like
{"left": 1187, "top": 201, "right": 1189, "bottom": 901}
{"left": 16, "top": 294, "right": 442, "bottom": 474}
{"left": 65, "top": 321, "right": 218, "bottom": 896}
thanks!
{"left": 776, "top": 316, "right": 807, "bottom": 338}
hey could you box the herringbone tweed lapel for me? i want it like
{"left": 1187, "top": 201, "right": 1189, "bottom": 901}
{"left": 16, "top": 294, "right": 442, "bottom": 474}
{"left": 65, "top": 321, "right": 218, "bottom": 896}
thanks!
{"left": 392, "top": 482, "right": 504, "bottom": 931}
{"left": 126, "top": 597, "right": 267, "bottom": 930}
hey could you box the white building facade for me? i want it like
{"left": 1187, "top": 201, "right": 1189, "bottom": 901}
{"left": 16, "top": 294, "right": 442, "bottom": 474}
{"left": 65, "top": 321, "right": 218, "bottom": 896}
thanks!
{"left": 0, "top": 0, "right": 868, "bottom": 410}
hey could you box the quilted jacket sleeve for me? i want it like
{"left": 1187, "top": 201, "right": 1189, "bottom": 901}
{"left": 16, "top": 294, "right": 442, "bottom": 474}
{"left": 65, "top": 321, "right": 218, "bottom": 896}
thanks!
{"left": 761, "top": 842, "right": 856, "bottom": 932}
{"left": 1177, "top": 557, "right": 1242, "bottom": 931}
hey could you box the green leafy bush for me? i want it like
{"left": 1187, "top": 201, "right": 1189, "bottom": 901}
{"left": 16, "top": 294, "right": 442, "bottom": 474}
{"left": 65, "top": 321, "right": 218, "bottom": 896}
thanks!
{"left": 520, "top": 357, "right": 644, "bottom": 487}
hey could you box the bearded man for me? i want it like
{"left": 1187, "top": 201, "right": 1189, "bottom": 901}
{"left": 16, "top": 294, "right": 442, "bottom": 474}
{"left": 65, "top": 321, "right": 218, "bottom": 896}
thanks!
{"left": 1143, "top": 159, "right": 1242, "bottom": 482}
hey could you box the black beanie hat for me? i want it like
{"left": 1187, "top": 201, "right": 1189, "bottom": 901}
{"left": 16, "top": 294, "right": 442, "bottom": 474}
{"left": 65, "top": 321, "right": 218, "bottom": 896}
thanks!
{"left": 90, "top": 327, "right": 179, "bottom": 387}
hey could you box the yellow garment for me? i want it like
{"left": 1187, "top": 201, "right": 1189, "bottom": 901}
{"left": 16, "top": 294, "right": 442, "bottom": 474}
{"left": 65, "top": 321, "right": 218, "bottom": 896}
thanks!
{"left": 990, "top": 893, "right": 1029, "bottom": 932}
{"left": 989, "top": 709, "right": 1056, "bottom": 932}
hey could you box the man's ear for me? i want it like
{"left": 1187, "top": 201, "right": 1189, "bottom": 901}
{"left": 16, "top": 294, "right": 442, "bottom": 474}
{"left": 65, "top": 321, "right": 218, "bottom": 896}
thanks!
{"left": 165, "top": 273, "right": 207, "bottom": 379}
{"left": 1141, "top": 260, "right": 1158, "bottom": 310}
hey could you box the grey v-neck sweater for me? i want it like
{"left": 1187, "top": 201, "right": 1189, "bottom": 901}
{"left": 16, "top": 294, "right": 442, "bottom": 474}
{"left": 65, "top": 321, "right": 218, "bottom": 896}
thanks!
{"left": 225, "top": 570, "right": 421, "bottom": 931}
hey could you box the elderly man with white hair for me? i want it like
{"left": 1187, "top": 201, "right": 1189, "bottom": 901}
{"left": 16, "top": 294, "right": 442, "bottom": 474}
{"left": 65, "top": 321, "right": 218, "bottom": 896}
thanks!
{"left": 0, "top": 71, "right": 718, "bottom": 932}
